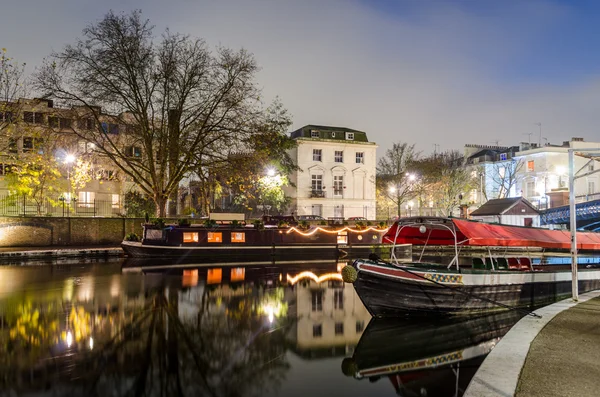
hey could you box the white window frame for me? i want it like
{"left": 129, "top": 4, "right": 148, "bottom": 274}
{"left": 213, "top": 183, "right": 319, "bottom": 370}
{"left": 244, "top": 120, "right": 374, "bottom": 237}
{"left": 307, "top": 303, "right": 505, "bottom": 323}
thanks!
{"left": 313, "top": 149, "right": 322, "bottom": 162}
{"left": 356, "top": 152, "right": 364, "bottom": 164}
{"left": 334, "top": 151, "right": 343, "bottom": 163}
{"left": 310, "top": 130, "right": 319, "bottom": 138}
{"left": 346, "top": 132, "right": 354, "bottom": 140}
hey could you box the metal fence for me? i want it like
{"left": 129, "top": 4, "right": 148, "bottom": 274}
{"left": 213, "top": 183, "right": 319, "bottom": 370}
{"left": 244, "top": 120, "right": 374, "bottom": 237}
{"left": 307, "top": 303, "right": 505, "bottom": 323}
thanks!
{"left": 0, "top": 195, "right": 123, "bottom": 217}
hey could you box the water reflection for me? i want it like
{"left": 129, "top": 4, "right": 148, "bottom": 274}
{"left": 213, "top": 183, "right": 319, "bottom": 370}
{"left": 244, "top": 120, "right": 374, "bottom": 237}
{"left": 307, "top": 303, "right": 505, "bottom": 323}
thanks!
{"left": 342, "top": 311, "right": 525, "bottom": 396}
{"left": 0, "top": 259, "right": 523, "bottom": 397}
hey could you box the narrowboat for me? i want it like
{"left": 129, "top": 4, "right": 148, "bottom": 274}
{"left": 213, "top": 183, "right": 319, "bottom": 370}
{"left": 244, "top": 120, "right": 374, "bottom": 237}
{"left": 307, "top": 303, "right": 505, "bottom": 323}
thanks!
{"left": 121, "top": 221, "right": 397, "bottom": 263}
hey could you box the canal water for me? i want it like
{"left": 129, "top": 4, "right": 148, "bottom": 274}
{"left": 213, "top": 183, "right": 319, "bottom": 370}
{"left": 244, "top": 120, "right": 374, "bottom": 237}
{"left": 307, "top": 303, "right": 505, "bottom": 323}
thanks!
{"left": 0, "top": 258, "right": 524, "bottom": 397}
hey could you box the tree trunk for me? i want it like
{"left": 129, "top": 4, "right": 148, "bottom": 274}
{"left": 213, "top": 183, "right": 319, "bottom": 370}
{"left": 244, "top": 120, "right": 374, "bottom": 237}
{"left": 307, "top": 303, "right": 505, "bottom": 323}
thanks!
{"left": 155, "top": 194, "right": 168, "bottom": 218}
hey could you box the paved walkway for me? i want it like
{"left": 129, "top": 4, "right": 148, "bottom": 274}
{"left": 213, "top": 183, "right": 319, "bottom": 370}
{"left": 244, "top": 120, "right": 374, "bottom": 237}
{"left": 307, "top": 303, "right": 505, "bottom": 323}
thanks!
{"left": 465, "top": 291, "right": 600, "bottom": 397}
{"left": 0, "top": 245, "right": 123, "bottom": 260}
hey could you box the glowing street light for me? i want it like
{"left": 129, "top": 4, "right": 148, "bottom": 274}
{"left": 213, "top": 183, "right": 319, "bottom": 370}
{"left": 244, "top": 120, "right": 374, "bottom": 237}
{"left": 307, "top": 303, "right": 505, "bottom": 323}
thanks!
{"left": 64, "top": 153, "right": 76, "bottom": 164}
{"left": 267, "top": 168, "right": 276, "bottom": 177}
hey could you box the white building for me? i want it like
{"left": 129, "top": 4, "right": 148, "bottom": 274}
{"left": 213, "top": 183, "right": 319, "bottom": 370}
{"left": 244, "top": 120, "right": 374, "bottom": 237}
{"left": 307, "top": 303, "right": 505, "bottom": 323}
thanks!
{"left": 514, "top": 138, "right": 600, "bottom": 209}
{"left": 470, "top": 197, "right": 540, "bottom": 227}
{"left": 284, "top": 125, "right": 377, "bottom": 219}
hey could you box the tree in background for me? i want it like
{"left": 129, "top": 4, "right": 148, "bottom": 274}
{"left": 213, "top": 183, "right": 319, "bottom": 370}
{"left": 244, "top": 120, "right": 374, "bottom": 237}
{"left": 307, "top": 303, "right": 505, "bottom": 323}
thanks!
{"left": 124, "top": 190, "right": 157, "bottom": 218}
{"left": 376, "top": 142, "right": 420, "bottom": 218}
{"left": 35, "top": 10, "right": 281, "bottom": 217}
{"left": 489, "top": 159, "right": 523, "bottom": 199}
{"left": 0, "top": 49, "right": 27, "bottom": 146}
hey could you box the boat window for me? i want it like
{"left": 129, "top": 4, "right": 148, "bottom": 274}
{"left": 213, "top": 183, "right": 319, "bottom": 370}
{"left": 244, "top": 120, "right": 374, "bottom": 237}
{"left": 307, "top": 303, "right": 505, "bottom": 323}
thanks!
{"left": 183, "top": 232, "right": 199, "bottom": 243}
{"left": 207, "top": 232, "right": 222, "bottom": 243}
{"left": 231, "top": 232, "right": 245, "bottom": 243}
{"left": 337, "top": 231, "right": 348, "bottom": 244}
{"left": 207, "top": 268, "right": 222, "bottom": 284}
{"left": 231, "top": 267, "right": 245, "bottom": 282}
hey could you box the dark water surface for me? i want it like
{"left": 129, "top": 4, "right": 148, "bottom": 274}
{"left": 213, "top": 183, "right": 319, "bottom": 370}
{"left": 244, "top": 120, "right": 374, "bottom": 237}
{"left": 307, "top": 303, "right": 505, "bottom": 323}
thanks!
{"left": 0, "top": 259, "right": 523, "bottom": 397}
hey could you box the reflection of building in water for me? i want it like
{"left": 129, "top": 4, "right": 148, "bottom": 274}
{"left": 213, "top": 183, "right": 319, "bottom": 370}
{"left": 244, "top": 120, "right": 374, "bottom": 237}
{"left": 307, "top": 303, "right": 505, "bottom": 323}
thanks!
{"left": 286, "top": 270, "right": 371, "bottom": 358}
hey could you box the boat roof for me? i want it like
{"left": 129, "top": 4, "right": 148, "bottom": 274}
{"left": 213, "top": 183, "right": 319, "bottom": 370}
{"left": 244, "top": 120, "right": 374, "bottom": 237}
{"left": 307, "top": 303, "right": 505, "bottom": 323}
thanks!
{"left": 384, "top": 217, "right": 600, "bottom": 250}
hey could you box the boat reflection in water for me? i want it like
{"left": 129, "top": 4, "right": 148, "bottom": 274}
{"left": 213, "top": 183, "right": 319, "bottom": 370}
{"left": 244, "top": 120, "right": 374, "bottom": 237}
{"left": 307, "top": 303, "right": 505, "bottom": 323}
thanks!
{"left": 0, "top": 258, "right": 376, "bottom": 396}
{"left": 342, "top": 310, "right": 526, "bottom": 397}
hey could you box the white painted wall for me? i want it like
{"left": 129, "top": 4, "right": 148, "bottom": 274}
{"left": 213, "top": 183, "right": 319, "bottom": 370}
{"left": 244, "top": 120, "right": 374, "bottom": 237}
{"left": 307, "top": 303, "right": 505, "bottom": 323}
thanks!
{"left": 472, "top": 214, "right": 540, "bottom": 227}
{"left": 284, "top": 138, "right": 377, "bottom": 219}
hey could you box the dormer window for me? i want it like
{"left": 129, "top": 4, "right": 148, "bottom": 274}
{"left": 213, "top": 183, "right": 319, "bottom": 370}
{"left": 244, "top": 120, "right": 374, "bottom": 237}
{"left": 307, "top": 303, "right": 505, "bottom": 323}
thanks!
{"left": 346, "top": 132, "right": 354, "bottom": 140}
{"left": 331, "top": 132, "right": 336, "bottom": 138}
{"left": 310, "top": 130, "right": 319, "bottom": 138}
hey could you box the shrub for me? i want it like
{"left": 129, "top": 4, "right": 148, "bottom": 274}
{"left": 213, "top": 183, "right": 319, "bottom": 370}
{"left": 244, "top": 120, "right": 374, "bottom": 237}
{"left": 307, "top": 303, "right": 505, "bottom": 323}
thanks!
{"left": 299, "top": 220, "right": 310, "bottom": 230}
{"left": 203, "top": 219, "right": 217, "bottom": 227}
{"left": 231, "top": 220, "right": 243, "bottom": 228}
{"left": 366, "top": 221, "right": 372, "bottom": 226}
{"left": 124, "top": 232, "right": 140, "bottom": 242}
{"left": 124, "top": 191, "right": 156, "bottom": 218}
{"left": 177, "top": 218, "right": 191, "bottom": 227}
{"left": 253, "top": 219, "right": 264, "bottom": 230}
{"left": 355, "top": 221, "right": 365, "bottom": 230}
{"left": 379, "top": 221, "right": 386, "bottom": 228}
{"left": 152, "top": 218, "right": 165, "bottom": 228}
{"left": 319, "top": 220, "right": 327, "bottom": 226}
{"left": 278, "top": 220, "right": 289, "bottom": 228}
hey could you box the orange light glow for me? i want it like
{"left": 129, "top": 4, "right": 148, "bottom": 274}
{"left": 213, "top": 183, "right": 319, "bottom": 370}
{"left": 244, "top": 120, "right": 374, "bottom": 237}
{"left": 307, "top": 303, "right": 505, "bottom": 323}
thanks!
{"left": 182, "top": 269, "right": 199, "bottom": 287}
{"left": 286, "top": 271, "right": 343, "bottom": 285}
{"left": 207, "top": 268, "right": 222, "bottom": 284}
{"left": 231, "top": 232, "right": 245, "bottom": 243}
{"left": 183, "top": 232, "right": 199, "bottom": 243}
{"left": 207, "top": 232, "right": 222, "bottom": 243}
{"left": 230, "top": 267, "right": 245, "bottom": 282}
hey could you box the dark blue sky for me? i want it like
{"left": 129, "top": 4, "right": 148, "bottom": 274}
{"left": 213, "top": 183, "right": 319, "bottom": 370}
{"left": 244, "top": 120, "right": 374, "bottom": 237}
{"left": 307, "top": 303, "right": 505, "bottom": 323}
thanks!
{"left": 2, "top": 0, "right": 600, "bottom": 153}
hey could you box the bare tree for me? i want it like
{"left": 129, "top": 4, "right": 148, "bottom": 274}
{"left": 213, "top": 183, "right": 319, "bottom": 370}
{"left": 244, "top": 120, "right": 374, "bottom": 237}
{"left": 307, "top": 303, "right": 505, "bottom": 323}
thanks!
{"left": 0, "top": 49, "right": 27, "bottom": 151}
{"left": 34, "top": 10, "right": 268, "bottom": 217}
{"left": 376, "top": 142, "right": 420, "bottom": 217}
{"left": 489, "top": 159, "right": 523, "bottom": 199}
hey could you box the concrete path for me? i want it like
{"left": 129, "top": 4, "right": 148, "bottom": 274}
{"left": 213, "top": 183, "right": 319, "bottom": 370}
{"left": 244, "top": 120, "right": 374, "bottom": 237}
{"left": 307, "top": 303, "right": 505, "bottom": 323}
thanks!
{"left": 465, "top": 290, "right": 600, "bottom": 397}
{"left": 0, "top": 245, "right": 123, "bottom": 260}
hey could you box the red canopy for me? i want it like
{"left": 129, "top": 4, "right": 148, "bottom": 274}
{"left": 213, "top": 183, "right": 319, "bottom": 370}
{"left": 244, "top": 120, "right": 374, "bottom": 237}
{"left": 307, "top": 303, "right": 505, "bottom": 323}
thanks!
{"left": 383, "top": 218, "right": 600, "bottom": 250}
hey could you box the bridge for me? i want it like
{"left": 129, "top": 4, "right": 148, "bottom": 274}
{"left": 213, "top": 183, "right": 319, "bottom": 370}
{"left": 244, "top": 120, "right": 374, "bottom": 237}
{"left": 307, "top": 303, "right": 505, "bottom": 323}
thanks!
{"left": 541, "top": 199, "right": 600, "bottom": 231}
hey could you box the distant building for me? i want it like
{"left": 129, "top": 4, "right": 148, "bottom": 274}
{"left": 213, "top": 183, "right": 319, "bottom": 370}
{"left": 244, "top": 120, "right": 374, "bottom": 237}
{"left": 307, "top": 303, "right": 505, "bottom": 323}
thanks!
{"left": 283, "top": 125, "right": 377, "bottom": 219}
{"left": 470, "top": 197, "right": 540, "bottom": 227}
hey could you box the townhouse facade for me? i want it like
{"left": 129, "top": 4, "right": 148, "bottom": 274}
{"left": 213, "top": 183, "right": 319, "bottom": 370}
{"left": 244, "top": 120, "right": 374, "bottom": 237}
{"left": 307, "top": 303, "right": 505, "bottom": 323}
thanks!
{"left": 0, "top": 97, "right": 136, "bottom": 216}
{"left": 283, "top": 125, "right": 377, "bottom": 220}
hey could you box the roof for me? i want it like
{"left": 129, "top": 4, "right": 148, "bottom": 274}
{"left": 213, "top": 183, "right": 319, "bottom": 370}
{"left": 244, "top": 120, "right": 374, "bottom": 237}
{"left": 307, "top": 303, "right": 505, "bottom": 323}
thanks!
{"left": 470, "top": 197, "right": 538, "bottom": 216}
{"left": 290, "top": 125, "right": 369, "bottom": 142}
{"left": 384, "top": 217, "right": 600, "bottom": 250}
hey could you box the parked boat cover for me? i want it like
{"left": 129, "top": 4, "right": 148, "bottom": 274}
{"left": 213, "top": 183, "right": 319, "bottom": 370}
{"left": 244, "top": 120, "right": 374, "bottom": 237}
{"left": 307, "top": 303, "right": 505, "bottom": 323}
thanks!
{"left": 383, "top": 218, "right": 600, "bottom": 250}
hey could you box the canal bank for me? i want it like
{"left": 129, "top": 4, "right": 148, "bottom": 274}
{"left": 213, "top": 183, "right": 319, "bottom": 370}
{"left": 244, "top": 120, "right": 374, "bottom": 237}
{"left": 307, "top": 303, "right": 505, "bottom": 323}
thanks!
{"left": 465, "top": 290, "right": 600, "bottom": 397}
{"left": 0, "top": 245, "right": 123, "bottom": 262}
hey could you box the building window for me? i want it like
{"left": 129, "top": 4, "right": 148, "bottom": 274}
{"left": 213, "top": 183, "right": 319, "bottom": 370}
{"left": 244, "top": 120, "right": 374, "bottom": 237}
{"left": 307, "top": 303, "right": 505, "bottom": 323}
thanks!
{"left": 231, "top": 232, "right": 246, "bottom": 243}
{"left": 23, "top": 112, "right": 44, "bottom": 124}
{"left": 356, "top": 152, "right": 364, "bottom": 164}
{"left": 500, "top": 153, "right": 507, "bottom": 161}
{"left": 313, "top": 324, "right": 322, "bottom": 338}
{"left": 310, "top": 130, "right": 319, "bottom": 138}
{"left": 207, "top": 232, "right": 222, "bottom": 243}
{"left": 183, "top": 232, "right": 199, "bottom": 243}
{"left": 334, "top": 290, "right": 344, "bottom": 309}
{"left": 335, "top": 151, "right": 343, "bottom": 163}
{"left": 356, "top": 321, "right": 364, "bottom": 333}
{"left": 0, "top": 112, "right": 13, "bottom": 122}
{"left": 112, "top": 194, "right": 120, "bottom": 209}
{"left": 313, "top": 149, "right": 322, "bottom": 162}
{"left": 78, "top": 118, "right": 94, "bottom": 130}
{"left": 334, "top": 175, "right": 344, "bottom": 196}
{"left": 527, "top": 160, "right": 534, "bottom": 172}
{"left": 589, "top": 181, "right": 596, "bottom": 195}
{"left": 335, "top": 322, "right": 344, "bottom": 335}
{"left": 526, "top": 181, "right": 535, "bottom": 198}
{"left": 337, "top": 232, "right": 348, "bottom": 244}
{"left": 125, "top": 146, "right": 142, "bottom": 158}
{"left": 102, "top": 122, "right": 119, "bottom": 134}
{"left": 346, "top": 132, "right": 354, "bottom": 140}
{"left": 78, "top": 191, "right": 95, "bottom": 207}
{"left": 207, "top": 268, "right": 222, "bottom": 284}
{"left": 311, "top": 174, "right": 323, "bottom": 192}
{"left": 311, "top": 290, "right": 323, "bottom": 312}
{"left": 8, "top": 138, "right": 17, "bottom": 154}
{"left": 22, "top": 137, "right": 44, "bottom": 153}
{"left": 590, "top": 164, "right": 595, "bottom": 172}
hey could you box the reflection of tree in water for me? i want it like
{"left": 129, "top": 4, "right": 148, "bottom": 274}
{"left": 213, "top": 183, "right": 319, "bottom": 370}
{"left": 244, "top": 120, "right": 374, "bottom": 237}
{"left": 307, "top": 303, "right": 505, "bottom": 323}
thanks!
{"left": 0, "top": 284, "right": 291, "bottom": 397}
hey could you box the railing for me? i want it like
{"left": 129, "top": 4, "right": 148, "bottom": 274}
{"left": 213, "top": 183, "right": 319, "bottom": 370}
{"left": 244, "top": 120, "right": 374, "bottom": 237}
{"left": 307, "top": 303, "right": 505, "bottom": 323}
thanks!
{"left": 0, "top": 195, "right": 123, "bottom": 217}
{"left": 309, "top": 189, "right": 326, "bottom": 198}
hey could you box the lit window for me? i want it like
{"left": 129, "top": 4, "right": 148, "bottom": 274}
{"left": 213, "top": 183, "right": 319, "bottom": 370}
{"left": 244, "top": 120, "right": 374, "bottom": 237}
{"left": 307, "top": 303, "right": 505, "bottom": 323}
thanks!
{"left": 356, "top": 152, "right": 364, "bottom": 164}
{"left": 231, "top": 267, "right": 245, "bottom": 282}
{"left": 112, "top": 194, "right": 120, "bottom": 208}
{"left": 527, "top": 160, "right": 534, "bottom": 172}
{"left": 207, "top": 268, "right": 222, "bottom": 284}
{"left": 313, "top": 149, "right": 322, "bottom": 162}
{"left": 231, "top": 232, "right": 245, "bottom": 243}
{"left": 78, "top": 191, "right": 95, "bottom": 207}
{"left": 183, "top": 232, "right": 199, "bottom": 243}
{"left": 337, "top": 231, "right": 348, "bottom": 244}
{"left": 346, "top": 132, "right": 354, "bottom": 140}
{"left": 335, "top": 151, "right": 343, "bottom": 163}
{"left": 207, "top": 232, "right": 222, "bottom": 243}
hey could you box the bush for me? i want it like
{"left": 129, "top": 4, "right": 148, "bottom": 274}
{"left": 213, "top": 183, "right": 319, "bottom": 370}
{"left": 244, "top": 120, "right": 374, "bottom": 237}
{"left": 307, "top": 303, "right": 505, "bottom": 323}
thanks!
{"left": 299, "top": 220, "right": 310, "bottom": 230}
{"left": 203, "top": 219, "right": 217, "bottom": 227}
{"left": 366, "top": 221, "right": 372, "bottom": 226}
{"left": 124, "top": 232, "right": 140, "bottom": 242}
{"left": 177, "top": 218, "right": 191, "bottom": 227}
{"left": 319, "top": 220, "right": 327, "bottom": 226}
{"left": 124, "top": 191, "right": 156, "bottom": 218}
{"left": 231, "top": 220, "right": 243, "bottom": 228}
{"left": 379, "top": 221, "right": 386, "bottom": 228}
{"left": 152, "top": 218, "right": 166, "bottom": 228}
{"left": 278, "top": 220, "right": 289, "bottom": 228}
{"left": 355, "top": 221, "right": 365, "bottom": 230}
{"left": 253, "top": 219, "right": 264, "bottom": 230}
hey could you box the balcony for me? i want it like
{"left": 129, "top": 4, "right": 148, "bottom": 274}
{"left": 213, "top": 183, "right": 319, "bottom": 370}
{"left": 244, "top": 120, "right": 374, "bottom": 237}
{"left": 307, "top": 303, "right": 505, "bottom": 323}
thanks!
{"left": 309, "top": 189, "right": 325, "bottom": 198}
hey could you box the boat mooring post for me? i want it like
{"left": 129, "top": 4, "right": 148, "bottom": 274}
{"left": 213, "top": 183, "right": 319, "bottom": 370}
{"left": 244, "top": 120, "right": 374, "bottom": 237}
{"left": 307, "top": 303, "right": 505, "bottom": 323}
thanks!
{"left": 568, "top": 149, "right": 578, "bottom": 301}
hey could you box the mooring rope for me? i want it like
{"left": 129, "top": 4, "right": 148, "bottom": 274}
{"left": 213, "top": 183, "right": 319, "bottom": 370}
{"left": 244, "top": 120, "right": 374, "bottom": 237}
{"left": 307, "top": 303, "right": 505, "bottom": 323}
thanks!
{"left": 368, "top": 254, "right": 543, "bottom": 318}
